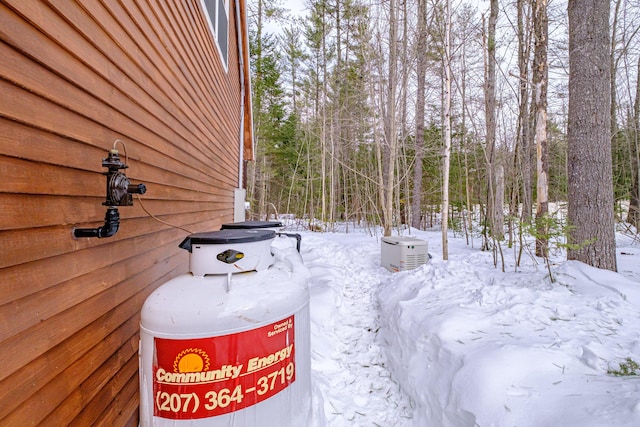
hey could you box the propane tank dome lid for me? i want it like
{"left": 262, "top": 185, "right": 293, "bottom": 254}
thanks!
{"left": 179, "top": 229, "right": 276, "bottom": 252}
{"left": 220, "top": 220, "right": 283, "bottom": 229}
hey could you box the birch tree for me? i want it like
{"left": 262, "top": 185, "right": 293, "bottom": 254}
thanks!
{"left": 533, "top": 0, "right": 549, "bottom": 258}
{"left": 442, "top": 0, "right": 452, "bottom": 259}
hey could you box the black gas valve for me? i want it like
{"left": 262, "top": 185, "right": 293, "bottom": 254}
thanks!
{"left": 102, "top": 149, "right": 147, "bottom": 206}
{"left": 73, "top": 148, "right": 147, "bottom": 238}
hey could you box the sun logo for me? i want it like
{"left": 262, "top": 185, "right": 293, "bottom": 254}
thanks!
{"left": 173, "top": 348, "right": 211, "bottom": 373}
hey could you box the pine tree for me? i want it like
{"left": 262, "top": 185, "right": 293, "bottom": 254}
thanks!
{"left": 567, "top": 0, "right": 617, "bottom": 271}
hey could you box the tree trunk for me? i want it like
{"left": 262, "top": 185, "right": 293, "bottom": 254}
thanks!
{"left": 442, "top": 0, "right": 452, "bottom": 259}
{"left": 533, "top": 0, "right": 549, "bottom": 258}
{"left": 382, "top": 0, "right": 398, "bottom": 236}
{"left": 321, "top": 4, "right": 328, "bottom": 226}
{"left": 461, "top": 27, "right": 472, "bottom": 246}
{"left": 411, "top": 0, "right": 428, "bottom": 230}
{"left": 483, "top": 0, "right": 498, "bottom": 246}
{"left": 517, "top": 0, "right": 533, "bottom": 223}
{"left": 567, "top": 0, "right": 617, "bottom": 271}
{"left": 398, "top": 0, "right": 409, "bottom": 227}
{"left": 610, "top": 0, "right": 622, "bottom": 136}
{"left": 495, "top": 164, "right": 505, "bottom": 240}
{"left": 628, "top": 56, "right": 640, "bottom": 228}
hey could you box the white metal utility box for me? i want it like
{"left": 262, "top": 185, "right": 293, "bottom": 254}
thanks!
{"left": 381, "top": 236, "right": 429, "bottom": 272}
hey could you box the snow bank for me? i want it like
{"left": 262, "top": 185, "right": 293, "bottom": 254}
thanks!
{"left": 378, "top": 238, "right": 640, "bottom": 426}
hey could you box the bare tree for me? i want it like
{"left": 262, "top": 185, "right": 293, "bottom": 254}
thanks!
{"left": 442, "top": 0, "right": 452, "bottom": 259}
{"left": 516, "top": 0, "right": 533, "bottom": 223}
{"left": 483, "top": 0, "right": 499, "bottom": 247}
{"left": 610, "top": 0, "right": 623, "bottom": 135}
{"left": 629, "top": 55, "right": 640, "bottom": 228}
{"left": 382, "top": 0, "right": 399, "bottom": 236}
{"left": 411, "top": 0, "right": 428, "bottom": 230}
{"left": 533, "top": 0, "right": 549, "bottom": 258}
{"left": 567, "top": 0, "right": 617, "bottom": 271}
{"left": 320, "top": 1, "right": 328, "bottom": 226}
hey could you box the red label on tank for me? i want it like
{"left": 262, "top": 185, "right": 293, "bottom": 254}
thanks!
{"left": 153, "top": 315, "right": 295, "bottom": 419}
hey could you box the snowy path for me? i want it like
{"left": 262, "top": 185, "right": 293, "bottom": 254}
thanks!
{"left": 301, "top": 232, "right": 414, "bottom": 426}
{"left": 284, "top": 227, "right": 640, "bottom": 426}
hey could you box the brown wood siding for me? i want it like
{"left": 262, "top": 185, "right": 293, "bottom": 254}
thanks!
{"left": 0, "top": 0, "right": 248, "bottom": 424}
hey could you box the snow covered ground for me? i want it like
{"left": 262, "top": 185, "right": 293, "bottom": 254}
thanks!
{"left": 290, "top": 224, "right": 640, "bottom": 426}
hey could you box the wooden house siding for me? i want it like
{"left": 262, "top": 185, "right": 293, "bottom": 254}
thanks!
{"left": 0, "top": 0, "right": 251, "bottom": 425}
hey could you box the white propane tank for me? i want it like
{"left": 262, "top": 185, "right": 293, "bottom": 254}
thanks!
{"left": 220, "top": 220, "right": 283, "bottom": 232}
{"left": 139, "top": 229, "right": 311, "bottom": 426}
{"left": 220, "top": 222, "right": 301, "bottom": 253}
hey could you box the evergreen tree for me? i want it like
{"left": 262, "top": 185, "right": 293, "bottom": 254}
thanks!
{"left": 567, "top": 0, "right": 617, "bottom": 271}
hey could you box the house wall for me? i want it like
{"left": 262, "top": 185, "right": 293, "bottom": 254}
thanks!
{"left": 0, "top": 0, "right": 246, "bottom": 424}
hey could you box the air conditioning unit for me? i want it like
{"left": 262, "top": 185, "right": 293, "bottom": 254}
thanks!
{"left": 381, "top": 236, "right": 429, "bottom": 272}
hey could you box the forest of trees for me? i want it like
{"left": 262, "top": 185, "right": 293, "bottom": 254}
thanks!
{"left": 245, "top": 0, "right": 640, "bottom": 271}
